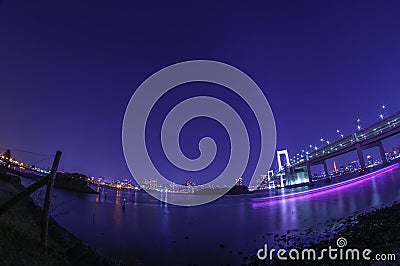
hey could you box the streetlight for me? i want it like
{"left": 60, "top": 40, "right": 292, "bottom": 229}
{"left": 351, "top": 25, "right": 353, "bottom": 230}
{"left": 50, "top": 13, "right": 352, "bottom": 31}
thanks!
{"left": 336, "top": 129, "right": 344, "bottom": 138}
{"left": 309, "top": 144, "right": 314, "bottom": 153}
{"left": 379, "top": 105, "right": 387, "bottom": 120}
{"left": 356, "top": 119, "right": 361, "bottom": 131}
{"left": 320, "top": 137, "right": 325, "bottom": 147}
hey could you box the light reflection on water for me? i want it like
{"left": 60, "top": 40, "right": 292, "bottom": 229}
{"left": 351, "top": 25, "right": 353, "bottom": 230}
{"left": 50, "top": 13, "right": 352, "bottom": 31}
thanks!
{"left": 44, "top": 165, "right": 400, "bottom": 265}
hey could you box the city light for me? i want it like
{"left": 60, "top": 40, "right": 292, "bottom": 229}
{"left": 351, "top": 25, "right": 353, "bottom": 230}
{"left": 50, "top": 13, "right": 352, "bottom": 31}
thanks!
{"left": 337, "top": 129, "right": 344, "bottom": 138}
{"left": 0, "top": 151, "right": 50, "bottom": 175}
{"left": 356, "top": 118, "right": 362, "bottom": 131}
{"left": 379, "top": 105, "right": 387, "bottom": 120}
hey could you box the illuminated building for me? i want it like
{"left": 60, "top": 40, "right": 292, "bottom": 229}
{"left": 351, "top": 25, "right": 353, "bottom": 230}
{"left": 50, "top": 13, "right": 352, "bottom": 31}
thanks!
{"left": 333, "top": 161, "right": 338, "bottom": 174}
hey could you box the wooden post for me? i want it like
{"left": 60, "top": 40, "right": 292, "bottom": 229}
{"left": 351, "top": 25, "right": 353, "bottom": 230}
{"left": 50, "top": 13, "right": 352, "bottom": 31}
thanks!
{"left": 40, "top": 151, "right": 62, "bottom": 248}
{"left": 0, "top": 176, "right": 48, "bottom": 215}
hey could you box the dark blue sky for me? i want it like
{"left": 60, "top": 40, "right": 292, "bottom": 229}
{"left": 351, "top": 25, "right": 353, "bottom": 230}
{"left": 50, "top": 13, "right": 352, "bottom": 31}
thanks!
{"left": 1, "top": 1, "right": 399, "bottom": 183}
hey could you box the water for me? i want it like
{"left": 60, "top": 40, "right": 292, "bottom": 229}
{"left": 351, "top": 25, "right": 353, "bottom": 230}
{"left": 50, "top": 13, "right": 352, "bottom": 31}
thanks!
{"left": 33, "top": 165, "right": 400, "bottom": 265}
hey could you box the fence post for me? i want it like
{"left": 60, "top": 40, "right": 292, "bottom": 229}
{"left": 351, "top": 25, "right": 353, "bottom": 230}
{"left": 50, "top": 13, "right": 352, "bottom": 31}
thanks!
{"left": 40, "top": 150, "right": 62, "bottom": 248}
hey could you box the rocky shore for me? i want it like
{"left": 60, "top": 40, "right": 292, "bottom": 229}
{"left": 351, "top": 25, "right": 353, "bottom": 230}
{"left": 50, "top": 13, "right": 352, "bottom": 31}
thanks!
{"left": 247, "top": 202, "right": 400, "bottom": 265}
{"left": 0, "top": 166, "right": 98, "bottom": 194}
{"left": 0, "top": 172, "right": 121, "bottom": 266}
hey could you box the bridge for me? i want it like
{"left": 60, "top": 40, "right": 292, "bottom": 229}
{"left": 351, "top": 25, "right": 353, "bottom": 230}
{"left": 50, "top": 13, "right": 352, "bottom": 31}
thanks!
{"left": 0, "top": 149, "right": 50, "bottom": 175}
{"left": 272, "top": 110, "right": 400, "bottom": 185}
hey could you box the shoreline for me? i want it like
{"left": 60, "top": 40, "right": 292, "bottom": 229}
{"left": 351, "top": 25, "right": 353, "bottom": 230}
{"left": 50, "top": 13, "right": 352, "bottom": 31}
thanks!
{"left": 0, "top": 166, "right": 98, "bottom": 194}
{"left": 247, "top": 202, "right": 400, "bottom": 265}
{"left": 0, "top": 172, "right": 121, "bottom": 265}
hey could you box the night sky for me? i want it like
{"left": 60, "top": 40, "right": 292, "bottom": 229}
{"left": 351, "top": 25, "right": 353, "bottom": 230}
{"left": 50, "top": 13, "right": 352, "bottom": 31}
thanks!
{"left": 1, "top": 1, "right": 400, "bottom": 184}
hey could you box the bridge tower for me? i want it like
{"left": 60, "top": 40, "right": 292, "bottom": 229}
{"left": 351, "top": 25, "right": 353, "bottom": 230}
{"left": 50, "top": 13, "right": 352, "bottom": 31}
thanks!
{"left": 277, "top": 150, "right": 290, "bottom": 187}
{"left": 267, "top": 170, "right": 274, "bottom": 189}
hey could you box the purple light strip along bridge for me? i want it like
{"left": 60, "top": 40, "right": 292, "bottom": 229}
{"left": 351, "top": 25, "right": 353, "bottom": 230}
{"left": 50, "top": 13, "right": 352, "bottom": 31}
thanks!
{"left": 252, "top": 163, "right": 400, "bottom": 205}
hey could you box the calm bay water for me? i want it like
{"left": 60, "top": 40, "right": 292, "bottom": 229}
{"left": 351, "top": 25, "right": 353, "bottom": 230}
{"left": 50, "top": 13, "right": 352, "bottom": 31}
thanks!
{"left": 36, "top": 165, "right": 400, "bottom": 265}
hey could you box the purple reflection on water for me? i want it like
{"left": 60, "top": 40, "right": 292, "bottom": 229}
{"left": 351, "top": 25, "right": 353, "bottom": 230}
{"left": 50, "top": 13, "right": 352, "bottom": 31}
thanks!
{"left": 252, "top": 163, "right": 400, "bottom": 208}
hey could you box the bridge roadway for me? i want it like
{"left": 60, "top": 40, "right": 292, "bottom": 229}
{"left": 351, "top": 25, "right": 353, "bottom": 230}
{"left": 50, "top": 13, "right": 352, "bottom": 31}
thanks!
{"left": 0, "top": 149, "right": 50, "bottom": 175}
{"left": 292, "top": 110, "right": 400, "bottom": 181}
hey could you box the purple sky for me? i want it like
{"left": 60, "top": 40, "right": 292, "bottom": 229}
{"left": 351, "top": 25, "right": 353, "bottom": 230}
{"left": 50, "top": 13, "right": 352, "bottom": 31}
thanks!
{"left": 1, "top": 1, "right": 400, "bottom": 184}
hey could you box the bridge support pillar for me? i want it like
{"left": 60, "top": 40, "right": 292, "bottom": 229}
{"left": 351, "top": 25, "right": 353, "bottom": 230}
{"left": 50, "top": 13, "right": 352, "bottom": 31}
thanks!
{"left": 323, "top": 160, "right": 329, "bottom": 178}
{"left": 355, "top": 143, "right": 366, "bottom": 169}
{"left": 377, "top": 141, "right": 387, "bottom": 165}
{"left": 267, "top": 170, "right": 274, "bottom": 189}
{"left": 306, "top": 162, "right": 312, "bottom": 183}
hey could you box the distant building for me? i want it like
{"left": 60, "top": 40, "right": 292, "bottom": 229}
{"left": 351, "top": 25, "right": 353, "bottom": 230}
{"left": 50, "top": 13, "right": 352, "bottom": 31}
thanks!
{"left": 333, "top": 161, "right": 338, "bottom": 174}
